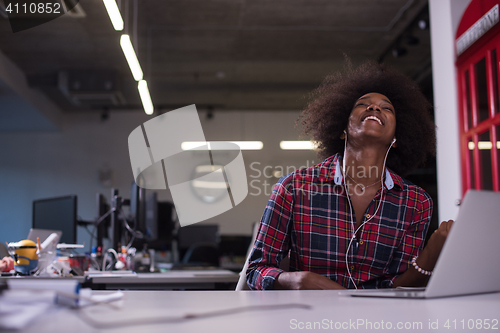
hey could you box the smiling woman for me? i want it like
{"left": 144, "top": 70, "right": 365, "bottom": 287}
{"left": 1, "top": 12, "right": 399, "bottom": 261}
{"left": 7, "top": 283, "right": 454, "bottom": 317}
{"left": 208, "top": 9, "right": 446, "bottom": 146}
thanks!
{"left": 246, "top": 61, "right": 454, "bottom": 291}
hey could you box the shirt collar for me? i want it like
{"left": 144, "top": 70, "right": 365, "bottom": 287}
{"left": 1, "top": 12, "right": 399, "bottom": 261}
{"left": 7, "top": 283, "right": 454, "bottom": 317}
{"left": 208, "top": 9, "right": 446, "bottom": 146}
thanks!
{"left": 327, "top": 154, "right": 402, "bottom": 190}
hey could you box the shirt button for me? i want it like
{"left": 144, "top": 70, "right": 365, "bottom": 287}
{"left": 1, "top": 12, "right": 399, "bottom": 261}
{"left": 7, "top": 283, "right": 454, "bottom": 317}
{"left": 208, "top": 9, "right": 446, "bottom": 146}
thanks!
{"left": 365, "top": 214, "right": 371, "bottom": 219}
{"left": 359, "top": 240, "right": 364, "bottom": 245}
{"left": 350, "top": 265, "right": 355, "bottom": 270}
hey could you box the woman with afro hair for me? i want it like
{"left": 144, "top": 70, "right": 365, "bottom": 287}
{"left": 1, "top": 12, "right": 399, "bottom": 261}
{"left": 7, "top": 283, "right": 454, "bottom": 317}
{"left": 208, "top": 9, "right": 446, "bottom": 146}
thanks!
{"left": 247, "top": 61, "right": 454, "bottom": 290}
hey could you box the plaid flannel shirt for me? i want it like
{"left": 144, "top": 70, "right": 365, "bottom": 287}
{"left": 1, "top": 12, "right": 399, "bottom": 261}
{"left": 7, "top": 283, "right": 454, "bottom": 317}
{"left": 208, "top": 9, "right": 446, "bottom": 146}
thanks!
{"left": 246, "top": 154, "right": 433, "bottom": 290}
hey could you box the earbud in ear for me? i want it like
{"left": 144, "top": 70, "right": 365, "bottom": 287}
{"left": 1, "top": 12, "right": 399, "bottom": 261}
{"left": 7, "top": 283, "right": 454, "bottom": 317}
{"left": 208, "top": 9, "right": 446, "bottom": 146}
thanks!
{"left": 392, "top": 138, "right": 396, "bottom": 144}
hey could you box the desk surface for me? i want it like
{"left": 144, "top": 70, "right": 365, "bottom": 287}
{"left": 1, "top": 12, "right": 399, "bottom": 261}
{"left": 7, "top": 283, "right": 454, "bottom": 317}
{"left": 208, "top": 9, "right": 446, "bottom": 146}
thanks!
{"left": 88, "top": 269, "right": 238, "bottom": 284}
{"left": 14, "top": 290, "right": 500, "bottom": 333}
{"left": 88, "top": 269, "right": 238, "bottom": 290}
{"left": 1, "top": 269, "right": 239, "bottom": 290}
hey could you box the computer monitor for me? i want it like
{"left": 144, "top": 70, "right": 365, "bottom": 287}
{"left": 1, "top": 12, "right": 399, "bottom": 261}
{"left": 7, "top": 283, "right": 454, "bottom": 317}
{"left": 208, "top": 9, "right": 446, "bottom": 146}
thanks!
{"left": 143, "top": 192, "right": 176, "bottom": 250}
{"left": 32, "top": 195, "right": 77, "bottom": 244}
{"left": 96, "top": 193, "right": 111, "bottom": 248}
{"left": 108, "top": 184, "right": 147, "bottom": 251}
{"left": 177, "top": 224, "right": 219, "bottom": 259}
{"left": 131, "top": 192, "right": 176, "bottom": 250}
{"left": 130, "top": 181, "right": 146, "bottom": 234}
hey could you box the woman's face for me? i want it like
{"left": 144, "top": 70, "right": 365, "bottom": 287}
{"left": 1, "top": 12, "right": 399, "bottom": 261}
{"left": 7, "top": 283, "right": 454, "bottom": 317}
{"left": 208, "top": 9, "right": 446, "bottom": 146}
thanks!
{"left": 345, "top": 92, "right": 396, "bottom": 147}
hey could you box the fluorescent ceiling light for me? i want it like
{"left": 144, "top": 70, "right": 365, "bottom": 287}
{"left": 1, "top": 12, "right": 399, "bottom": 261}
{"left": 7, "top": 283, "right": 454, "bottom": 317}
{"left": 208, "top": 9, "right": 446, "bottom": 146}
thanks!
{"left": 181, "top": 141, "right": 263, "bottom": 151}
{"left": 120, "top": 34, "right": 143, "bottom": 81}
{"left": 468, "top": 141, "right": 500, "bottom": 150}
{"left": 280, "top": 141, "right": 317, "bottom": 150}
{"left": 192, "top": 180, "right": 228, "bottom": 189}
{"left": 103, "top": 0, "right": 123, "bottom": 31}
{"left": 195, "top": 165, "right": 224, "bottom": 173}
{"left": 230, "top": 141, "right": 263, "bottom": 150}
{"left": 138, "top": 80, "right": 154, "bottom": 115}
{"left": 181, "top": 142, "right": 207, "bottom": 150}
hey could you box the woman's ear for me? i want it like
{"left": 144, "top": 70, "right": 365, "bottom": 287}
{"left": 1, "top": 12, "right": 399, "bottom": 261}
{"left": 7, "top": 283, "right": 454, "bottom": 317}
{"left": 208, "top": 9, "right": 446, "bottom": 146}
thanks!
{"left": 340, "top": 130, "right": 346, "bottom": 140}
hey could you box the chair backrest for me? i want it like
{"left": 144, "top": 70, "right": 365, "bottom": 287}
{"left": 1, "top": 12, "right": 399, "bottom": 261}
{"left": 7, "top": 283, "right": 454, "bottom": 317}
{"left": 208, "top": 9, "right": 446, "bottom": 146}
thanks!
{"left": 235, "top": 222, "right": 290, "bottom": 290}
{"left": 235, "top": 222, "right": 260, "bottom": 290}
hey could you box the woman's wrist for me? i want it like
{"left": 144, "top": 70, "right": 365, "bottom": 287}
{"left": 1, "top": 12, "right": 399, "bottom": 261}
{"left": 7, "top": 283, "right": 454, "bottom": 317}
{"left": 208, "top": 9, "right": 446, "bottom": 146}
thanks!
{"left": 274, "top": 272, "right": 295, "bottom": 290}
{"left": 413, "top": 246, "right": 438, "bottom": 272}
{"left": 411, "top": 256, "right": 432, "bottom": 276}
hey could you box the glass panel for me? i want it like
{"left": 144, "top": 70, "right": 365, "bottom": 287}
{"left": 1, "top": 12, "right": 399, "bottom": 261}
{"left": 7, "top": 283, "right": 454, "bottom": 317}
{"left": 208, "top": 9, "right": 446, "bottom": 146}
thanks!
{"left": 479, "top": 131, "right": 493, "bottom": 190}
{"left": 468, "top": 138, "right": 476, "bottom": 189}
{"left": 475, "top": 58, "right": 489, "bottom": 123}
{"left": 465, "top": 70, "right": 473, "bottom": 130}
{"left": 491, "top": 49, "right": 499, "bottom": 115}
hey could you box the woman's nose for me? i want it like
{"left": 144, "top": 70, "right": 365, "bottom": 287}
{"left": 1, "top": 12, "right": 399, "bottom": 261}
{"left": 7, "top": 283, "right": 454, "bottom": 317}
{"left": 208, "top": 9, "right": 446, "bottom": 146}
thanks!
{"left": 367, "top": 104, "right": 381, "bottom": 111}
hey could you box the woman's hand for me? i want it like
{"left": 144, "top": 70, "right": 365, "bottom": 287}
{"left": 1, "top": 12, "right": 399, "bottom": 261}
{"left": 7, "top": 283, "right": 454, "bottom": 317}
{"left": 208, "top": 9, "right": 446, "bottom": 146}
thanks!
{"left": 393, "top": 220, "right": 454, "bottom": 288}
{"left": 0, "top": 256, "right": 14, "bottom": 272}
{"left": 274, "top": 271, "right": 346, "bottom": 290}
{"left": 411, "top": 219, "right": 454, "bottom": 273}
{"left": 425, "top": 220, "right": 454, "bottom": 262}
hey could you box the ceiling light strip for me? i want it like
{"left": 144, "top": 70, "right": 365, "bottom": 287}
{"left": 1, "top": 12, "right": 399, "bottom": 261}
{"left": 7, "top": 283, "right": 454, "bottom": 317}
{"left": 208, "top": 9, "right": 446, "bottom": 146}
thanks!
{"left": 280, "top": 141, "right": 317, "bottom": 150}
{"left": 138, "top": 80, "right": 154, "bottom": 115}
{"left": 120, "top": 34, "right": 143, "bottom": 81}
{"left": 103, "top": 0, "right": 124, "bottom": 31}
{"left": 468, "top": 141, "right": 500, "bottom": 150}
{"left": 181, "top": 141, "right": 263, "bottom": 151}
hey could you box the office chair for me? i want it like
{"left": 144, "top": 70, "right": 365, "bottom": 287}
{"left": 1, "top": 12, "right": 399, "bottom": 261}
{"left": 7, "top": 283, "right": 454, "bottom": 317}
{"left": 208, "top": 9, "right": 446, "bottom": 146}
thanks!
{"left": 235, "top": 223, "right": 259, "bottom": 290}
{"left": 235, "top": 223, "right": 290, "bottom": 291}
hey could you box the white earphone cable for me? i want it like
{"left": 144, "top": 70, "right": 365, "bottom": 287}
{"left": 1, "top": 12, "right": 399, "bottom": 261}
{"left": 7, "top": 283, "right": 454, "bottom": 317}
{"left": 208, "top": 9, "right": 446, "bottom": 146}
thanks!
{"left": 342, "top": 132, "right": 395, "bottom": 289}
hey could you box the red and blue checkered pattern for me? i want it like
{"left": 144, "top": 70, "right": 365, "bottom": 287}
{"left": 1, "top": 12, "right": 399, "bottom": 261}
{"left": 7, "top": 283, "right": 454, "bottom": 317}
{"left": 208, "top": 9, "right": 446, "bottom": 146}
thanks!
{"left": 247, "top": 154, "right": 432, "bottom": 290}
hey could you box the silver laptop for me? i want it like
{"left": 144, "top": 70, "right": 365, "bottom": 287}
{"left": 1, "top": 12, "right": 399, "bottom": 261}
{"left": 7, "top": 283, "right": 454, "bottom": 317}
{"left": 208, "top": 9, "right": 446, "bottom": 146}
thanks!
{"left": 341, "top": 190, "right": 500, "bottom": 299}
{"left": 27, "top": 228, "right": 62, "bottom": 251}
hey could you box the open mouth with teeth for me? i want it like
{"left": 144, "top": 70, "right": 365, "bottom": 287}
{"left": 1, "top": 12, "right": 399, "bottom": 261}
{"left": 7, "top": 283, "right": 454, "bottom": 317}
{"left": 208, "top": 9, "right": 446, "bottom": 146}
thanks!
{"left": 363, "top": 115, "right": 383, "bottom": 125}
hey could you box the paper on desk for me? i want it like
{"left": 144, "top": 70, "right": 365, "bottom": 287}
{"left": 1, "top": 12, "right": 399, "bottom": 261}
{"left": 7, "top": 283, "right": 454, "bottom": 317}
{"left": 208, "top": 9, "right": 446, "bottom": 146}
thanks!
{"left": 7, "top": 278, "right": 80, "bottom": 293}
{"left": 8, "top": 278, "right": 81, "bottom": 307}
{"left": 0, "top": 290, "right": 56, "bottom": 330}
{"left": 0, "top": 282, "right": 124, "bottom": 330}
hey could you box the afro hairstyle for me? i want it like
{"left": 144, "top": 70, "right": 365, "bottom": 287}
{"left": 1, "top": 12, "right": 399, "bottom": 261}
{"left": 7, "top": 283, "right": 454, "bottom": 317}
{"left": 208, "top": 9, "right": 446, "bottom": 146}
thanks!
{"left": 298, "top": 61, "right": 436, "bottom": 177}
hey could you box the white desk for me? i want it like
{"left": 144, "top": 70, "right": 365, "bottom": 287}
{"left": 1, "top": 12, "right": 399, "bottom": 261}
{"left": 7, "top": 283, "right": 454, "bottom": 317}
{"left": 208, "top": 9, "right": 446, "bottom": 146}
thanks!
{"left": 1, "top": 270, "right": 238, "bottom": 290}
{"left": 87, "top": 269, "right": 239, "bottom": 290}
{"left": 0, "top": 275, "right": 86, "bottom": 284}
{"left": 13, "top": 290, "right": 500, "bottom": 333}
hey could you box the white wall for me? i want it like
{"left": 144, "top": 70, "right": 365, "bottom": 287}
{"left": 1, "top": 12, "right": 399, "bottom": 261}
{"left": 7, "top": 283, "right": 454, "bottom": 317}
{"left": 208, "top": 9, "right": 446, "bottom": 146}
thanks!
{"left": 429, "top": 0, "right": 471, "bottom": 222}
{"left": 0, "top": 108, "right": 317, "bottom": 247}
{"left": 0, "top": 49, "right": 61, "bottom": 131}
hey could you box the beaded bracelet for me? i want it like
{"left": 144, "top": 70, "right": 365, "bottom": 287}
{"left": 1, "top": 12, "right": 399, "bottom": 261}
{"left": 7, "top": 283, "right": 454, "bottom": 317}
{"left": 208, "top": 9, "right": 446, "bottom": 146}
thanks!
{"left": 411, "top": 256, "right": 432, "bottom": 276}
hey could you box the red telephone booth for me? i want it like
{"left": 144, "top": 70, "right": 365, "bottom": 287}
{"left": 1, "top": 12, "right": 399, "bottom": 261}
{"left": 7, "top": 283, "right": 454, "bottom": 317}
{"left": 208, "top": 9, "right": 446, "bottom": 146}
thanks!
{"left": 456, "top": 0, "right": 500, "bottom": 194}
